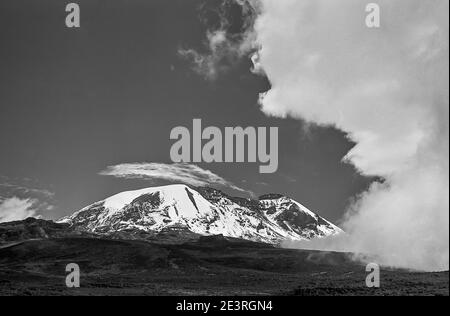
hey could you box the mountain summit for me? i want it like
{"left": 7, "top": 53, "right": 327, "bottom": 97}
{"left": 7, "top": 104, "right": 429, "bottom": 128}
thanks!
{"left": 59, "top": 184, "right": 342, "bottom": 244}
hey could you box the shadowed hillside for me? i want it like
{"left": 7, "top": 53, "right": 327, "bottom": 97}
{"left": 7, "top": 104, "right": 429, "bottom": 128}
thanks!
{"left": 0, "top": 235, "right": 448, "bottom": 296}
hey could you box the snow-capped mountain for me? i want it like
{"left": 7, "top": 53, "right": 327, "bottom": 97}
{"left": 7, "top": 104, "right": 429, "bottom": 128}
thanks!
{"left": 59, "top": 184, "right": 342, "bottom": 244}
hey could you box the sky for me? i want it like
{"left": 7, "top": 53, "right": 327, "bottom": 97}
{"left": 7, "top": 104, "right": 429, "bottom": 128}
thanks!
{"left": 0, "top": 0, "right": 448, "bottom": 271}
{"left": 0, "top": 0, "right": 374, "bottom": 224}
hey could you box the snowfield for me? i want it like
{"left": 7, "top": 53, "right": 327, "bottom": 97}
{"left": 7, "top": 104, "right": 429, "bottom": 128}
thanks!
{"left": 59, "top": 184, "right": 343, "bottom": 244}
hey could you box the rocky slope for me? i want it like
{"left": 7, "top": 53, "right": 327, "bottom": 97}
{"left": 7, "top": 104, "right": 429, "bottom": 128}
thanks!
{"left": 58, "top": 184, "right": 342, "bottom": 244}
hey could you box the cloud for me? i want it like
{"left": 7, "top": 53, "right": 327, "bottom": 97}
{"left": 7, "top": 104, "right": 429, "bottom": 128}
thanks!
{"left": 178, "top": 0, "right": 259, "bottom": 80}
{"left": 0, "top": 183, "right": 54, "bottom": 198}
{"left": 0, "top": 197, "right": 39, "bottom": 223}
{"left": 99, "top": 163, "right": 247, "bottom": 192}
{"left": 249, "top": 0, "right": 449, "bottom": 271}
{"left": 0, "top": 176, "right": 55, "bottom": 220}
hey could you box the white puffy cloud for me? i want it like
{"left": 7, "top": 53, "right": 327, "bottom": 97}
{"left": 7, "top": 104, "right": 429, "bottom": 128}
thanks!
{"left": 0, "top": 197, "right": 39, "bottom": 223}
{"left": 253, "top": 0, "right": 449, "bottom": 271}
{"left": 0, "top": 176, "right": 54, "bottom": 222}
{"left": 99, "top": 162, "right": 247, "bottom": 192}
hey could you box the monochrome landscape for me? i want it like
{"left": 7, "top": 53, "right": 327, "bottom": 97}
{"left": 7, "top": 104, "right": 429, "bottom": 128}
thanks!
{"left": 0, "top": 0, "right": 448, "bottom": 297}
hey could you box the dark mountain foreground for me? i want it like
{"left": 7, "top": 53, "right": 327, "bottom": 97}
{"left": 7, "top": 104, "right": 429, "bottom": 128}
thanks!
{"left": 0, "top": 219, "right": 448, "bottom": 296}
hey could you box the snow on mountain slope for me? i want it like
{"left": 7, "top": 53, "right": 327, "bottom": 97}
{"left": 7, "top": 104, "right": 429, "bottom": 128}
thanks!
{"left": 59, "top": 184, "right": 343, "bottom": 244}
